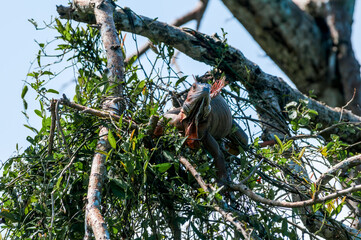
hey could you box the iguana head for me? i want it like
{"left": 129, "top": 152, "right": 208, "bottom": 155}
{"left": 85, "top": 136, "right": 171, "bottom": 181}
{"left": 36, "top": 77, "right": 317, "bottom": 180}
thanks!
{"left": 183, "top": 81, "right": 212, "bottom": 120}
{"left": 181, "top": 80, "right": 212, "bottom": 148}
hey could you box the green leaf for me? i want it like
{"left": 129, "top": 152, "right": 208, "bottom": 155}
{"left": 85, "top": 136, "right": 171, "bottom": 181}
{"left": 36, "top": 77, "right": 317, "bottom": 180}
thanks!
{"left": 118, "top": 113, "right": 123, "bottom": 129}
{"left": 47, "top": 89, "right": 59, "bottom": 94}
{"left": 313, "top": 203, "right": 322, "bottom": 212}
{"left": 288, "top": 110, "right": 297, "bottom": 120}
{"left": 24, "top": 124, "right": 38, "bottom": 133}
{"left": 281, "top": 219, "right": 288, "bottom": 235}
{"left": 0, "top": 211, "right": 18, "bottom": 222}
{"left": 138, "top": 80, "right": 146, "bottom": 90}
{"left": 162, "top": 151, "right": 174, "bottom": 161}
{"left": 21, "top": 85, "right": 28, "bottom": 99}
{"left": 310, "top": 183, "right": 315, "bottom": 193}
{"left": 268, "top": 189, "right": 275, "bottom": 200}
{"left": 274, "top": 135, "right": 283, "bottom": 149}
{"left": 56, "top": 176, "right": 63, "bottom": 189}
{"left": 34, "top": 109, "right": 43, "bottom": 118}
{"left": 126, "top": 55, "right": 137, "bottom": 68}
{"left": 175, "top": 76, "right": 187, "bottom": 87}
{"left": 23, "top": 99, "right": 28, "bottom": 110}
{"left": 190, "top": 222, "right": 206, "bottom": 239}
{"left": 108, "top": 130, "right": 117, "bottom": 149}
{"left": 285, "top": 101, "right": 297, "bottom": 109}
{"left": 299, "top": 117, "right": 309, "bottom": 126}
{"left": 308, "top": 109, "right": 318, "bottom": 116}
{"left": 153, "top": 163, "right": 172, "bottom": 173}
{"left": 41, "top": 71, "right": 53, "bottom": 76}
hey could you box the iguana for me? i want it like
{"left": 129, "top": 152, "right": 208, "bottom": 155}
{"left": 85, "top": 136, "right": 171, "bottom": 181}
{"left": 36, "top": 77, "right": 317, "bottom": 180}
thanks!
{"left": 155, "top": 77, "right": 248, "bottom": 184}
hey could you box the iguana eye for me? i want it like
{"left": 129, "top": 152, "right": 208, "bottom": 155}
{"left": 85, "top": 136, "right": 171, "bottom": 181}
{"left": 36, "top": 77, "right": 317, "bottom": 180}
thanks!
{"left": 192, "top": 84, "right": 196, "bottom": 90}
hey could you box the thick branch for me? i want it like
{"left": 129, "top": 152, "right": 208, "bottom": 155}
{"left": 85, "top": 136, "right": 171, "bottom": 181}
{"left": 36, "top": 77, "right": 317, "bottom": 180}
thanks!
{"left": 221, "top": 0, "right": 328, "bottom": 100}
{"left": 57, "top": 5, "right": 361, "bottom": 144}
{"left": 77, "top": 0, "right": 125, "bottom": 239}
{"left": 84, "top": 127, "right": 110, "bottom": 240}
{"left": 125, "top": 0, "right": 209, "bottom": 63}
{"left": 328, "top": 0, "right": 361, "bottom": 115}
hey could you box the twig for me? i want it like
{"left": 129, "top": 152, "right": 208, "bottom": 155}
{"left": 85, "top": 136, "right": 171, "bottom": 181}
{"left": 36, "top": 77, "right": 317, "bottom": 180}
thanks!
{"left": 315, "top": 154, "right": 361, "bottom": 187}
{"left": 55, "top": 100, "right": 72, "bottom": 157}
{"left": 339, "top": 88, "right": 356, "bottom": 121}
{"left": 317, "top": 121, "right": 361, "bottom": 136}
{"left": 48, "top": 99, "right": 57, "bottom": 155}
{"left": 59, "top": 96, "right": 137, "bottom": 130}
{"left": 230, "top": 182, "right": 361, "bottom": 208}
{"left": 240, "top": 158, "right": 264, "bottom": 184}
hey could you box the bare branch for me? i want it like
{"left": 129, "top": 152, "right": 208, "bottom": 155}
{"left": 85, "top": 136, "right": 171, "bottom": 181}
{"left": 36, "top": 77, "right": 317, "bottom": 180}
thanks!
{"left": 58, "top": 96, "right": 137, "bottom": 130}
{"left": 230, "top": 183, "right": 361, "bottom": 208}
{"left": 315, "top": 154, "right": 361, "bottom": 187}
{"left": 48, "top": 99, "right": 57, "bottom": 155}
{"left": 71, "top": 0, "right": 126, "bottom": 239}
{"left": 125, "top": 0, "right": 209, "bottom": 63}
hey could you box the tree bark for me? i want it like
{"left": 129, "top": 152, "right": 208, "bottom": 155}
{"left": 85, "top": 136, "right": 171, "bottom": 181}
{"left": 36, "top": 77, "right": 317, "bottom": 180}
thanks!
{"left": 76, "top": 0, "right": 125, "bottom": 239}
{"left": 221, "top": 0, "right": 361, "bottom": 115}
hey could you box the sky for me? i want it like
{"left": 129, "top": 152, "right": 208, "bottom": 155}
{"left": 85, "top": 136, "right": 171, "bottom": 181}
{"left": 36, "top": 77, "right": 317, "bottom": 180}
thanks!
{"left": 0, "top": 0, "right": 360, "bottom": 163}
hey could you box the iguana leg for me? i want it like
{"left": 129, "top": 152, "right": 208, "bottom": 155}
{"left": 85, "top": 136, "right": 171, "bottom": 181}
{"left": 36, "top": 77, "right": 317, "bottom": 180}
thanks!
{"left": 202, "top": 132, "right": 228, "bottom": 183}
{"left": 154, "top": 108, "right": 183, "bottom": 136}
{"left": 225, "top": 120, "right": 248, "bottom": 155}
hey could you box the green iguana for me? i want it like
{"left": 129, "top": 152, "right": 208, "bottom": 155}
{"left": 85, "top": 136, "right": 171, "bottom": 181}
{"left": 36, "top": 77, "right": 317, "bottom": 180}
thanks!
{"left": 155, "top": 77, "right": 248, "bottom": 184}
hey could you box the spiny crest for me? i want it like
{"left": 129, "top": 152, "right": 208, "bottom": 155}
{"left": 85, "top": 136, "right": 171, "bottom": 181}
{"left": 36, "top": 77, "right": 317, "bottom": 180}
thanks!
{"left": 210, "top": 77, "right": 226, "bottom": 98}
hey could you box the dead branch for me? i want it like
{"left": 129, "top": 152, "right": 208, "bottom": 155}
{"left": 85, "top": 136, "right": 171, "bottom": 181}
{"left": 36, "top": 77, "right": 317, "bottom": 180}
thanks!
{"left": 58, "top": 96, "right": 137, "bottom": 130}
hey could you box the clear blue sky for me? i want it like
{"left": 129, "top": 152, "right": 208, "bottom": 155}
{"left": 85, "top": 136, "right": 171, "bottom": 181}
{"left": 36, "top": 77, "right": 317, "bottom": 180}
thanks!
{"left": 0, "top": 0, "right": 360, "bottom": 163}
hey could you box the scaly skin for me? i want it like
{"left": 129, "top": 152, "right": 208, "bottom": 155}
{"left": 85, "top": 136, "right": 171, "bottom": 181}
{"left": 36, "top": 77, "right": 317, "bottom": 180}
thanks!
{"left": 162, "top": 80, "right": 248, "bottom": 183}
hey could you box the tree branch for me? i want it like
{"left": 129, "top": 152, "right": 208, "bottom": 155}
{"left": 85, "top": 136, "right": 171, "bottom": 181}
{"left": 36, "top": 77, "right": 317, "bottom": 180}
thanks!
{"left": 328, "top": 0, "right": 361, "bottom": 114}
{"left": 230, "top": 183, "right": 361, "bottom": 208}
{"left": 57, "top": 5, "right": 361, "bottom": 238}
{"left": 75, "top": 0, "right": 125, "bottom": 239}
{"left": 179, "top": 156, "right": 255, "bottom": 239}
{"left": 57, "top": 5, "right": 361, "bottom": 144}
{"left": 229, "top": 182, "right": 361, "bottom": 239}
{"left": 315, "top": 154, "right": 361, "bottom": 187}
{"left": 125, "top": 0, "right": 209, "bottom": 63}
{"left": 221, "top": 0, "right": 329, "bottom": 102}
{"left": 58, "top": 96, "right": 137, "bottom": 130}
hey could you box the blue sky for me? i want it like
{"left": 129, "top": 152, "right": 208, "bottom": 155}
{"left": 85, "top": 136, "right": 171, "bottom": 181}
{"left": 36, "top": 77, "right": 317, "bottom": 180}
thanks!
{"left": 0, "top": 0, "right": 360, "bottom": 163}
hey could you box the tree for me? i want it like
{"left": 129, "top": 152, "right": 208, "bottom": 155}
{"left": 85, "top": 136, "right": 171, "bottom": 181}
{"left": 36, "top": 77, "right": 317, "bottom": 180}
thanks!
{"left": 1, "top": 0, "right": 361, "bottom": 239}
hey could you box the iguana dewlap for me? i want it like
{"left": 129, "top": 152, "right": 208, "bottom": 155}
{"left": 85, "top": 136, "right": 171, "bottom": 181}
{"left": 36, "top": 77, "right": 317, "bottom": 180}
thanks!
{"left": 161, "top": 79, "right": 248, "bottom": 182}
